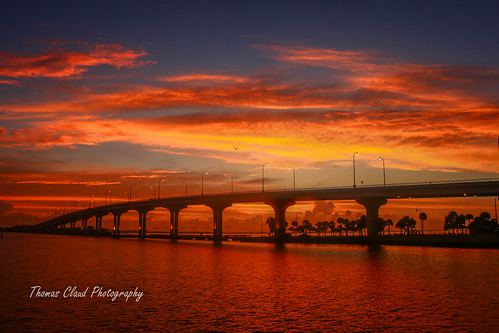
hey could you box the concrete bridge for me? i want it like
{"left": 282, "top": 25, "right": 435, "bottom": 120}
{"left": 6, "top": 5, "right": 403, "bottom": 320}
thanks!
{"left": 32, "top": 180, "right": 499, "bottom": 240}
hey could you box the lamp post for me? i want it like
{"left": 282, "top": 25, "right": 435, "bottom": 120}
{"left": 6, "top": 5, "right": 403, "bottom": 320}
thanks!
{"left": 262, "top": 163, "right": 268, "bottom": 192}
{"left": 378, "top": 157, "right": 386, "bottom": 187}
{"left": 150, "top": 186, "right": 156, "bottom": 199}
{"left": 158, "top": 179, "right": 165, "bottom": 199}
{"left": 88, "top": 194, "right": 94, "bottom": 208}
{"left": 105, "top": 190, "right": 111, "bottom": 206}
{"left": 353, "top": 152, "right": 359, "bottom": 188}
{"left": 129, "top": 184, "right": 134, "bottom": 203}
{"left": 289, "top": 167, "right": 296, "bottom": 191}
{"left": 201, "top": 172, "right": 208, "bottom": 196}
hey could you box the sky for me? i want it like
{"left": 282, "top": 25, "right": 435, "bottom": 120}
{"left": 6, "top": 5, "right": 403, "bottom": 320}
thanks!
{"left": 1, "top": 0, "right": 498, "bottom": 231}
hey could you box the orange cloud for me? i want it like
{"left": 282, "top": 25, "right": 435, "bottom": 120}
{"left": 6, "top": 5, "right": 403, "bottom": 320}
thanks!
{"left": 258, "top": 44, "right": 395, "bottom": 73}
{"left": 159, "top": 74, "right": 250, "bottom": 83}
{"left": 1, "top": 45, "right": 498, "bottom": 175}
{"left": 0, "top": 42, "right": 151, "bottom": 79}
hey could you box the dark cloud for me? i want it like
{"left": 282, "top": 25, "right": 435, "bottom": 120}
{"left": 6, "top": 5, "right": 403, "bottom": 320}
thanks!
{"left": 302, "top": 201, "right": 335, "bottom": 222}
{"left": 0, "top": 201, "right": 13, "bottom": 215}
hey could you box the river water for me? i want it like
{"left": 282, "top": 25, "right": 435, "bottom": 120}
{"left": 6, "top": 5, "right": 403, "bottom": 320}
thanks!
{"left": 0, "top": 233, "right": 498, "bottom": 332}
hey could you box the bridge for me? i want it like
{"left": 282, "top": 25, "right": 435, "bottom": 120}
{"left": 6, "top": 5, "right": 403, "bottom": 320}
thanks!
{"left": 32, "top": 180, "right": 499, "bottom": 240}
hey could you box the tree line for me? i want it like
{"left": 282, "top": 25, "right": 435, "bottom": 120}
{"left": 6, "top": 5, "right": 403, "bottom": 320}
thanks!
{"left": 264, "top": 210, "right": 498, "bottom": 236}
{"left": 444, "top": 211, "right": 498, "bottom": 235}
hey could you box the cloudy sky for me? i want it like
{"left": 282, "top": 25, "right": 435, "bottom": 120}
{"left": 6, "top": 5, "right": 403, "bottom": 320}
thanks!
{"left": 1, "top": 1, "right": 498, "bottom": 230}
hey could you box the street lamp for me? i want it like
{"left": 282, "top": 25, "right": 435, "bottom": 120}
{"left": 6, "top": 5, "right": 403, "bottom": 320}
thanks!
{"left": 353, "top": 152, "right": 359, "bottom": 188}
{"left": 158, "top": 179, "right": 165, "bottom": 199}
{"left": 201, "top": 172, "right": 208, "bottom": 196}
{"left": 262, "top": 163, "right": 268, "bottom": 192}
{"left": 88, "top": 194, "right": 94, "bottom": 208}
{"left": 378, "top": 157, "right": 386, "bottom": 187}
{"left": 289, "top": 167, "right": 296, "bottom": 191}
{"left": 129, "top": 184, "right": 134, "bottom": 203}
{"left": 150, "top": 186, "right": 156, "bottom": 199}
{"left": 105, "top": 190, "right": 111, "bottom": 206}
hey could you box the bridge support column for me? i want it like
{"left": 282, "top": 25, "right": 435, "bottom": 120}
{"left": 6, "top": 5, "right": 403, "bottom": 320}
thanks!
{"left": 94, "top": 214, "right": 106, "bottom": 230}
{"left": 164, "top": 205, "right": 187, "bottom": 238}
{"left": 356, "top": 197, "right": 388, "bottom": 239}
{"left": 206, "top": 202, "right": 232, "bottom": 241}
{"left": 137, "top": 209, "right": 152, "bottom": 239}
{"left": 82, "top": 218, "right": 88, "bottom": 229}
{"left": 113, "top": 214, "right": 121, "bottom": 237}
{"left": 111, "top": 210, "right": 127, "bottom": 238}
{"left": 265, "top": 200, "right": 295, "bottom": 238}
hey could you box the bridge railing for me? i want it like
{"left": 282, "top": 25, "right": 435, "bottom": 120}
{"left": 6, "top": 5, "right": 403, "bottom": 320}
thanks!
{"left": 34, "top": 177, "right": 499, "bottom": 226}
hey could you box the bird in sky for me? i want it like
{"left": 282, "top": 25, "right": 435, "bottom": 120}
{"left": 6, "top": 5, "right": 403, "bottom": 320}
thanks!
{"left": 232, "top": 145, "right": 240, "bottom": 150}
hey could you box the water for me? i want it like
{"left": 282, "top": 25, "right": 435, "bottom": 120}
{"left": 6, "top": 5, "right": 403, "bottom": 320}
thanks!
{"left": 1, "top": 233, "right": 498, "bottom": 332}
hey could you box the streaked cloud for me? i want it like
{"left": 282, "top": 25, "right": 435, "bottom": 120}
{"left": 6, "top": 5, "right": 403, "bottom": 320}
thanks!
{"left": 0, "top": 41, "right": 151, "bottom": 79}
{"left": 159, "top": 74, "right": 250, "bottom": 83}
{"left": 1, "top": 42, "right": 498, "bottom": 222}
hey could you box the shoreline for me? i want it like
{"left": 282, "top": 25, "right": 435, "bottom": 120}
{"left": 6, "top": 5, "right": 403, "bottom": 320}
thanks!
{"left": 3, "top": 229, "right": 499, "bottom": 249}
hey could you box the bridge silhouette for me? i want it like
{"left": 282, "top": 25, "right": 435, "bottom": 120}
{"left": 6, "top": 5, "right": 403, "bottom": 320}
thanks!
{"left": 33, "top": 180, "right": 499, "bottom": 240}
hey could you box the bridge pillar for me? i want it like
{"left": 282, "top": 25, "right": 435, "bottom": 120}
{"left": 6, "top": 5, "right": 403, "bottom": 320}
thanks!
{"left": 356, "top": 197, "right": 388, "bottom": 239}
{"left": 110, "top": 210, "right": 127, "bottom": 237}
{"left": 265, "top": 200, "right": 295, "bottom": 238}
{"left": 82, "top": 218, "right": 88, "bottom": 229}
{"left": 94, "top": 213, "right": 107, "bottom": 230}
{"left": 137, "top": 209, "right": 153, "bottom": 239}
{"left": 205, "top": 202, "right": 232, "bottom": 241}
{"left": 164, "top": 204, "right": 187, "bottom": 238}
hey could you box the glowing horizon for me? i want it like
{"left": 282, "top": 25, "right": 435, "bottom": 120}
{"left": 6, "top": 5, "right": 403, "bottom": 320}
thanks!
{"left": 1, "top": 2, "right": 498, "bottom": 230}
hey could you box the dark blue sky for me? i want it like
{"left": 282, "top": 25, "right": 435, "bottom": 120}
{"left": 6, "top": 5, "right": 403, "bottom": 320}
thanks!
{"left": 2, "top": 0, "right": 499, "bottom": 69}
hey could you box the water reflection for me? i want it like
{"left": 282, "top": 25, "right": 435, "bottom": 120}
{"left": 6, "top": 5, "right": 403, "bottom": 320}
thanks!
{"left": 0, "top": 233, "right": 498, "bottom": 332}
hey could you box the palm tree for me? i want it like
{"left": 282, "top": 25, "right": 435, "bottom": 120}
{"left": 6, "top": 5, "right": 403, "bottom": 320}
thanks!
{"left": 337, "top": 217, "right": 345, "bottom": 236}
{"left": 396, "top": 216, "right": 417, "bottom": 235}
{"left": 464, "top": 214, "right": 474, "bottom": 233}
{"left": 468, "top": 211, "right": 498, "bottom": 234}
{"left": 444, "top": 211, "right": 466, "bottom": 234}
{"left": 290, "top": 220, "right": 299, "bottom": 236}
{"left": 315, "top": 221, "right": 328, "bottom": 236}
{"left": 418, "top": 212, "right": 427, "bottom": 235}
{"left": 302, "top": 219, "right": 313, "bottom": 235}
{"left": 343, "top": 219, "right": 353, "bottom": 236}
{"left": 444, "top": 211, "right": 458, "bottom": 234}
{"left": 386, "top": 219, "right": 393, "bottom": 235}
{"left": 376, "top": 217, "right": 385, "bottom": 235}
{"left": 357, "top": 215, "right": 367, "bottom": 236}
{"left": 328, "top": 220, "right": 336, "bottom": 236}
{"left": 266, "top": 217, "right": 276, "bottom": 236}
